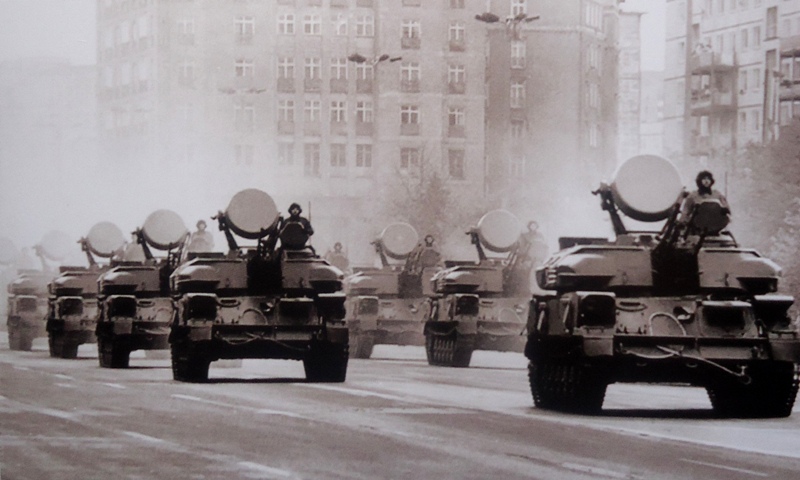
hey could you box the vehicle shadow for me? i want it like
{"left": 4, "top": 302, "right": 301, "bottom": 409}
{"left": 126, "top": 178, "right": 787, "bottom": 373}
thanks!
{"left": 205, "top": 377, "right": 308, "bottom": 384}
{"left": 597, "top": 408, "right": 717, "bottom": 419}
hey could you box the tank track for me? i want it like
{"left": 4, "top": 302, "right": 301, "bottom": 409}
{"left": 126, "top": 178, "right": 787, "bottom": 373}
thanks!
{"left": 528, "top": 359, "right": 607, "bottom": 414}
{"left": 706, "top": 362, "right": 799, "bottom": 418}
{"left": 425, "top": 333, "right": 473, "bottom": 368}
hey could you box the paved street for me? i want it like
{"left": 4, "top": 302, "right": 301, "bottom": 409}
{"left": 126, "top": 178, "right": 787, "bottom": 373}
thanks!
{"left": 2, "top": 338, "right": 799, "bottom": 479}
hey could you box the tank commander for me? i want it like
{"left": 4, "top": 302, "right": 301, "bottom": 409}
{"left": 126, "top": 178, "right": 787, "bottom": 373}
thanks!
{"left": 186, "top": 219, "right": 215, "bottom": 253}
{"left": 680, "top": 170, "right": 730, "bottom": 226}
{"left": 285, "top": 203, "right": 314, "bottom": 236}
{"left": 324, "top": 242, "right": 350, "bottom": 272}
{"left": 405, "top": 234, "right": 442, "bottom": 274}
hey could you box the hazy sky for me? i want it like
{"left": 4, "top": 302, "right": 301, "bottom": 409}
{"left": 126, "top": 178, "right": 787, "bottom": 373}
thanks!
{"left": 0, "top": 0, "right": 96, "bottom": 65}
{"left": 0, "top": 0, "right": 666, "bottom": 69}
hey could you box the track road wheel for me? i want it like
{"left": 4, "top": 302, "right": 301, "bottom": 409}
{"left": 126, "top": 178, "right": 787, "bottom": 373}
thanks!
{"left": 304, "top": 341, "right": 348, "bottom": 382}
{"left": 98, "top": 337, "right": 130, "bottom": 368}
{"left": 171, "top": 344, "right": 210, "bottom": 383}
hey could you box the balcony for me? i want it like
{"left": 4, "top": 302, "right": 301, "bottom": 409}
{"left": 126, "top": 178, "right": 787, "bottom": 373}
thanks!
{"left": 448, "top": 125, "right": 465, "bottom": 138}
{"left": 449, "top": 40, "right": 465, "bottom": 52}
{"left": 355, "top": 121, "right": 373, "bottom": 136}
{"left": 781, "top": 35, "right": 800, "bottom": 57}
{"left": 691, "top": 51, "right": 736, "bottom": 74}
{"left": 330, "top": 78, "right": 348, "bottom": 93}
{"left": 689, "top": 134, "right": 711, "bottom": 155}
{"left": 304, "top": 78, "right": 322, "bottom": 93}
{"left": 356, "top": 79, "right": 373, "bottom": 93}
{"left": 277, "top": 77, "right": 295, "bottom": 93}
{"left": 401, "top": 37, "right": 421, "bottom": 50}
{"left": 330, "top": 121, "right": 347, "bottom": 136}
{"left": 779, "top": 80, "right": 800, "bottom": 101}
{"left": 278, "top": 120, "right": 295, "bottom": 135}
{"left": 448, "top": 82, "right": 465, "bottom": 95}
{"left": 304, "top": 121, "right": 321, "bottom": 136}
{"left": 690, "top": 89, "right": 735, "bottom": 116}
{"left": 400, "top": 123, "right": 420, "bottom": 135}
{"left": 400, "top": 79, "right": 420, "bottom": 93}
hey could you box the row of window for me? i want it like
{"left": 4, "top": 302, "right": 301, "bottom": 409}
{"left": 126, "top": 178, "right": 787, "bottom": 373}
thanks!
{"left": 703, "top": 0, "right": 764, "bottom": 17}
{"left": 697, "top": 24, "right": 762, "bottom": 55}
{"left": 174, "top": 15, "right": 470, "bottom": 43}
{"left": 267, "top": 143, "right": 467, "bottom": 179}
{"left": 274, "top": 101, "right": 467, "bottom": 128}
{"left": 738, "top": 67, "right": 762, "bottom": 93}
{"left": 738, "top": 109, "right": 762, "bottom": 133}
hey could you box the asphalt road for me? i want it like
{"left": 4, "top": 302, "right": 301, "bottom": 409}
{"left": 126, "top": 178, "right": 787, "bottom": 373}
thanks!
{"left": 1, "top": 338, "right": 800, "bottom": 480}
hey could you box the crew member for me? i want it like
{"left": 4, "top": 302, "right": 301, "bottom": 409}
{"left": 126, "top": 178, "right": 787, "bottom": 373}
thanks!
{"left": 186, "top": 219, "right": 215, "bottom": 253}
{"left": 285, "top": 203, "right": 314, "bottom": 236}
{"left": 325, "top": 242, "right": 350, "bottom": 272}
{"left": 680, "top": 170, "right": 730, "bottom": 224}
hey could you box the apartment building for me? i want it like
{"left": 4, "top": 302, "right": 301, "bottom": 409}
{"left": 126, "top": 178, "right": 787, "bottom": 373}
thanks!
{"left": 664, "top": 0, "right": 800, "bottom": 170}
{"left": 97, "top": 0, "right": 624, "bottom": 253}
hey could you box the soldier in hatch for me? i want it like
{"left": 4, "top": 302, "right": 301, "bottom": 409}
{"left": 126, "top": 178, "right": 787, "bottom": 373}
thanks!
{"left": 680, "top": 170, "right": 730, "bottom": 225}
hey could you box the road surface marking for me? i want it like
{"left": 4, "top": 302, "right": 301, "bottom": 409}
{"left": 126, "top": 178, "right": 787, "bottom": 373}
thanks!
{"left": 255, "top": 408, "right": 305, "bottom": 418}
{"left": 52, "top": 373, "right": 74, "bottom": 380}
{"left": 679, "top": 459, "right": 769, "bottom": 477}
{"left": 12, "top": 366, "right": 30, "bottom": 371}
{"left": 122, "top": 431, "right": 170, "bottom": 445}
{"left": 102, "top": 383, "right": 126, "bottom": 389}
{"left": 37, "top": 408, "right": 76, "bottom": 420}
{"left": 561, "top": 462, "right": 630, "bottom": 479}
{"left": 300, "top": 384, "right": 408, "bottom": 402}
{"left": 378, "top": 407, "right": 468, "bottom": 415}
{"left": 172, "top": 394, "right": 308, "bottom": 419}
{"left": 237, "top": 461, "right": 295, "bottom": 478}
{"left": 54, "top": 383, "right": 74, "bottom": 389}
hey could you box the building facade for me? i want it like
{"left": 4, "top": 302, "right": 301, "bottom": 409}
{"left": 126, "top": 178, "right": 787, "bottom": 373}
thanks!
{"left": 482, "top": 0, "right": 622, "bottom": 206}
{"left": 664, "top": 0, "right": 800, "bottom": 170}
{"left": 97, "top": 0, "right": 624, "bottom": 257}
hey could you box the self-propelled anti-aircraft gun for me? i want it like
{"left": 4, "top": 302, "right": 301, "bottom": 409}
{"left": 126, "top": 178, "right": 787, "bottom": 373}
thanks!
{"left": 424, "top": 210, "right": 535, "bottom": 367}
{"left": 169, "top": 189, "right": 347, "bottom": 382}
{"left": 526, "top": 155, "right": 800, "bottom": 417}
{"left": 5, "top": 231, "right": 71, "bottom": 351}
{"left": 46, "top": 222, "right": 126, "bottom": 358}
{"left": 95, "top": 210, "right": 188, "bottom": 368}
{"left": 344, "top": 223, "right": 441, "bottom": 358}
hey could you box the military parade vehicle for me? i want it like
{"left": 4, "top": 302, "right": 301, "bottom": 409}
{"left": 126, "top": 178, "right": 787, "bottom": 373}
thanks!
{"left": 526, "top": 154, "right": 800, "bottom": 417}
{"left": 95, "top": 210, "right": 188, "bottom": 368}
{"left": 424, "top": 210, "right": 535, "bottom": 367}
{"left": 6, "top": 231, "right": 71, "bottom": 351}
{"left": 169, "top": 188, "right": 348, "bottom": 382}
{"left": 46, "top": 222, "right": 125, "bottom": 359}
{"left": 344, "top": 223, "right": 441, "bottom": 358}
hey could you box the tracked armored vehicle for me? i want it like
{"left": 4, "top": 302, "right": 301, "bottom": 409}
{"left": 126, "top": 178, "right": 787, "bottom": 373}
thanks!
{"left": 344, "top": 223, "right": 441, "bottom": 358}
{"left": 96, "top": 210, "right": 188, "bottom": 368}
{"left": 424, "top": 210, "right": 535, "bottom": 367}
{"left": 46, "top": 223, "right": 125, "bottom": 358}
{"left": 526, "top": 155, "right": 800, "bottom": 417}
{"left": 6, "top": 231, "right": 71, "bottom": 351}
{"left": 169, "top": 189, "right": 348, "bottom": 382}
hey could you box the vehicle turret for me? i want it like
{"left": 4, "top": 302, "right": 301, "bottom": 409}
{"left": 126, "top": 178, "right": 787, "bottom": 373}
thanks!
{"left": 536, "top": 154, "right": 779, "bottom": 296}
